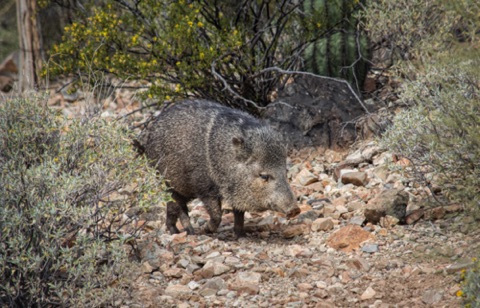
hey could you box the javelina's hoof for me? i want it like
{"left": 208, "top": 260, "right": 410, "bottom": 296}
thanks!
{"left": 234, "top": 228, "right": 247, "bottom": 239}
{"left": 167, "top": 225, "right": 180, "bottom": 234}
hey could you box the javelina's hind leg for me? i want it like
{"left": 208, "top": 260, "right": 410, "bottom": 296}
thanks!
{"left": 166, "top": 192, "right": 195, "bottom": 235}
{"left": 233, "top": 209, "right": 246, "bottom": 238}
{"left": 202, "top": 197, "right": 222, "bottom": 233}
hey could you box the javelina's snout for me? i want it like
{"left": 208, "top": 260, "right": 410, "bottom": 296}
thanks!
{"left": 270, "top": 182, "right": 299, "bottom": 219}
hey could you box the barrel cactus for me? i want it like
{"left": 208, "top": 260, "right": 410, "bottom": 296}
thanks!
{"left": 302, "top": 0, "right": 370, "bottom": 92}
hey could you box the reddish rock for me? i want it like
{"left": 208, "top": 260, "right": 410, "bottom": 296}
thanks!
{"left": 405, "top": 209, "right": 424, "bottom": 225}
{"left": 293, "top": 168, "right": 318, "bottom": 186}
{"left": 341, "top": 172, "right": 368, "bottom": 187}
{"left": 423, "top": 207, "right": 446, "bottom": 221}
{"left": 297, "top": 282, "right": 314, "bottom": 291}
{"left": 163, "top": 267, "right": 185, "bottom": 278}
{"left": 327, "top": 225, "right": 375, "bottom": 252}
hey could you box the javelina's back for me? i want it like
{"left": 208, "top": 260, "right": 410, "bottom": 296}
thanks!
{"left": 141, "top": 99, "right": 299, "bottom": 237}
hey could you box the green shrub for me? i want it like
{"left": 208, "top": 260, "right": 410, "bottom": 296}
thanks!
{"left": 0, "top": 94, "right": 168, "bottom": 307}
{"left": 380, "top": 48, "right": 480, "bottom": 214}
{"left": 359, "top": 0, "right": 480, "bottom": 69}
{"left": 46, "top": 0, "right": 371, "bottom": 113}
{"left": 459, "top": 258, "right": 480, "bottom": 308}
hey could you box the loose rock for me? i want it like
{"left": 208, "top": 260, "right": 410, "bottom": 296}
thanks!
{"left": 365, "top": 189, "right": 409, "bottom": 224}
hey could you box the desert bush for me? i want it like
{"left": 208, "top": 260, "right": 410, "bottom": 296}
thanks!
{"left": 369, "top": 0, "right": 480, "bottom": 213}
{"left": 0, "top": 94, "right": 168, "bottom": 307}
{"left": 360, "top": 0, "right": 480, "bottom": 68}
{"left": 380, "top": 48, "right": 480, "bottom": 214}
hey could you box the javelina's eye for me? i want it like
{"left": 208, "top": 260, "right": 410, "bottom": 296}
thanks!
{"left": 260, "top": 173, "right": 270, "bottom": 181}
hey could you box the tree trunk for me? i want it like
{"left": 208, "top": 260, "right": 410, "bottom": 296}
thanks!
{"left": 16, "top": 0, "right": 43, "bottom": 91}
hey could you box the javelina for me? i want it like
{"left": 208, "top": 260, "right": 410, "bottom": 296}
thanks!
{"left": 140, "top": 99, "right": 299, "bottom": 237}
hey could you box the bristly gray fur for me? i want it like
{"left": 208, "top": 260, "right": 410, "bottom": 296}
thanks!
{"left": 140, "top": 99, "right": 299, "bottom": 237}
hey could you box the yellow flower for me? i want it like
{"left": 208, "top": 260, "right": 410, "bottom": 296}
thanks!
{"left": 166, "top": 95, "right": 171, "bottom": 100}
{"left": 197, "top": 21, "right": 204, "bottom": 28}
{"left": 176, "top": 61, "right": 181, "bottom": 66}
{"left": 456, "top": 290, "right": 463, "bottom": 297}
{"left": 199, "top": 52, "right": 205, "bottom": 60}
{"left": 188, "top": 21, "right": 193, "bottom": 27}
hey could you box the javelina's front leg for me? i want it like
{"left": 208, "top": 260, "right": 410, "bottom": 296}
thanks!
{"left": 166, "top": 192, "right": 195, "bottom": 235}
{"left": 202, "top": 197, "right": 222, "bottom": 233}
{"left": 233, "top": 209, "right": 246, "bottom": 238}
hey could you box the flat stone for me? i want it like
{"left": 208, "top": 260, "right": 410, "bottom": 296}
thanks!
{"left": 362, "top": 244, "right": 379, "bottom": 253}
{"left": 237, "top": 271, "right": 262, "bottom": 284}
{"left": 311, "top": 217, "right": 334, "bottom": 232}
{"left": 422, "top": 289, "right": 443, "bottom": 305}
{"left": 349, "top": 216, "right": 365, "bottom": 226}
{"left": 164, "top": 284, "right": 191, "bottom": 298}
{"left": 229, "top": 282, "right": 259, "bottom": 295}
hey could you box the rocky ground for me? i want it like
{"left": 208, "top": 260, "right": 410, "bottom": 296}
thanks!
{"left": 40, "top": 86, "right": 479, "bottom": 308}
{"left": 125, "top": 142, "right": 479, "bottom": 308}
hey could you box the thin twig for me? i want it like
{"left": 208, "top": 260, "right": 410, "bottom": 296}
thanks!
{"left": 210, "top": 56, "right": 264, "bottom": 111}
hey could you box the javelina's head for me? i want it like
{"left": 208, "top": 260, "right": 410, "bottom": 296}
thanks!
{"left": 225, "top": 127, "right": 299, "bottom": 217}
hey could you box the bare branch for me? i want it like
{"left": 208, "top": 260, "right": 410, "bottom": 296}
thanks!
{"left": 211, "top": 56, "right": 264, "bottom": 111}
{"left": 255, "top": 67, "right": 371, "bottom": 114}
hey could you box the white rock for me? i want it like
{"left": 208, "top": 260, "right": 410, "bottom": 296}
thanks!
{"left": 360, "top": 286, "right": 376, "bottom": 300}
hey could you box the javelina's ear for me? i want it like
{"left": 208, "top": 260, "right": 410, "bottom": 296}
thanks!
{"left": 232, "top": 136, "right": 250, "bottom": 161}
